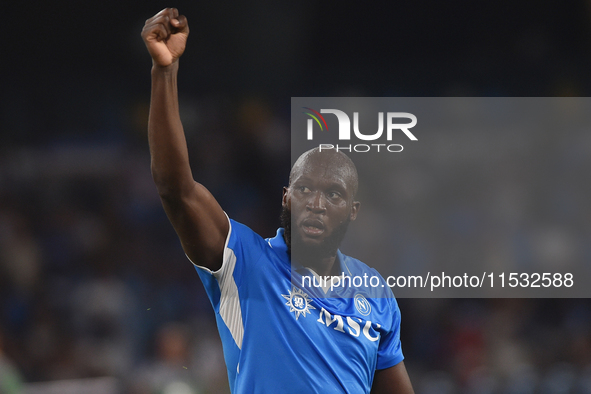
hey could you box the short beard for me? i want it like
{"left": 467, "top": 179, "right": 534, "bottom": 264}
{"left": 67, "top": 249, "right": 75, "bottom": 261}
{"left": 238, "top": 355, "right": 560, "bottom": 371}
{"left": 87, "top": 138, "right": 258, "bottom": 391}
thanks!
{"left": 280, "top": 206, "right": 351, "bottom": 264}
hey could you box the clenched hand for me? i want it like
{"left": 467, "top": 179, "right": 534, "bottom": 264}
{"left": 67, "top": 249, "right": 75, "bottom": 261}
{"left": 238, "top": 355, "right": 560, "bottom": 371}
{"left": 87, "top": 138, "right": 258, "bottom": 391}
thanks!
{"left": 141, "top": 8, "right": 189, "bottom": 67}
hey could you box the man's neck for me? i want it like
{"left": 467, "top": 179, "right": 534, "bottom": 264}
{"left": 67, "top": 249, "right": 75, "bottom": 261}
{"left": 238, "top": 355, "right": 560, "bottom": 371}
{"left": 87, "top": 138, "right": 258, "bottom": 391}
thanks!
{"left": 284, "top": 232, "right": 341, "bottom": 277}
{"left": 301, "top": 254, "right": 340, "bottom": 277}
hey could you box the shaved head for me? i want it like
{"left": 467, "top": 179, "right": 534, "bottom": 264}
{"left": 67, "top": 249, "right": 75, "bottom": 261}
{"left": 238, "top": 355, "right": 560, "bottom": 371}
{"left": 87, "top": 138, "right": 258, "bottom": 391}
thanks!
{"left": 289, "top": 147, "right": 359, "bottom": 200}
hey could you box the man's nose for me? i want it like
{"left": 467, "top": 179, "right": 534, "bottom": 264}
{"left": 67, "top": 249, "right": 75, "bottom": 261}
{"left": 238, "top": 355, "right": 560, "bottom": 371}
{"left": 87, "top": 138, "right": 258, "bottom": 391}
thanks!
{"left": 307, "top": 191, "right": 326, "bottom": 212}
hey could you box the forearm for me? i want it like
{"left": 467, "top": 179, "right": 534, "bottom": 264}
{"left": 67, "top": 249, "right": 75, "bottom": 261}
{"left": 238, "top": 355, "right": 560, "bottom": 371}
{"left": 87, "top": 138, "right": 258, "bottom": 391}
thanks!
{"left": 148, "top": 61, "right": 194, "bottom": 196}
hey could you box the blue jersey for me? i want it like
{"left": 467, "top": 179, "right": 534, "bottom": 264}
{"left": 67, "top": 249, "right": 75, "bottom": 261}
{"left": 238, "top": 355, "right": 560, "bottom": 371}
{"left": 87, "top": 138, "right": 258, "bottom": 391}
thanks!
{"left": 193, "top": 218, "right": 404, "bottom": 394}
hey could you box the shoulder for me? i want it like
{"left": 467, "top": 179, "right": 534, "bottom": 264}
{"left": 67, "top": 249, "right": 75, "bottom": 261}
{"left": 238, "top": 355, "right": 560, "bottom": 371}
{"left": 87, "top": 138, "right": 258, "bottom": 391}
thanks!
{"left": 339, "top": 251, "right": 396, "bottom": 301}
{"left": 227, "top": 219, "right": 268, "bottom": 250}
{"left": 340, "top": 252, "right": 381, "bottom": 277}
{"left": 339, "top": 252, "right": 389, "bottom": 286}
{"left": 225, "top": 219, "right": 288, "bottom": 269}
{"left": 200, "top": 218, "right": 271, "bottom": 277}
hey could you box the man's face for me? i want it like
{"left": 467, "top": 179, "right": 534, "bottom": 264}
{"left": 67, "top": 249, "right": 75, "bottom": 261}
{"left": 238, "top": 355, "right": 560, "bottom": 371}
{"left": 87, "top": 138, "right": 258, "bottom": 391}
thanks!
{"left": 282, "top": 153, "right": 360, "bottom": 258}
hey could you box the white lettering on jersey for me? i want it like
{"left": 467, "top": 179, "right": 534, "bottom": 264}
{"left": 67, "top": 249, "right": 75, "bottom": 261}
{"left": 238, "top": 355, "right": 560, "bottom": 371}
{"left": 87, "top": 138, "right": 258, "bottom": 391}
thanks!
{"left": 317, "top": 308, "right": 345, "bottom": 332}
{"left": 363, "top": 320, "right": 380, "bottom": 342}
{"left": 346, "top": 317, "right": 361, "bottom": 337}
{"left": 317, "top": 307, "right": 381, "bottom": 341}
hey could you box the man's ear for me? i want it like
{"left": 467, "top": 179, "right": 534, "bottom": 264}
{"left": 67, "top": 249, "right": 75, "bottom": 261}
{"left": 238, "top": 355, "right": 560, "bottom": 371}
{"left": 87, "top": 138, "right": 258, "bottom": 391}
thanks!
{"left": 350, "top": 201, "right": 360, "bottom": 221}
{"left": 282, "top": 186, "right": 289, "bottom": 207}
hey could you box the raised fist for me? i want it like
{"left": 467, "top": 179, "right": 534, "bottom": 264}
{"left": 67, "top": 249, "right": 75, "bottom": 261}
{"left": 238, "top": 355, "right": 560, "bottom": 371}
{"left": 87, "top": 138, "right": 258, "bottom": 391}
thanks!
{"left": 141, "top": 8, "right": 189, "bottom": 67}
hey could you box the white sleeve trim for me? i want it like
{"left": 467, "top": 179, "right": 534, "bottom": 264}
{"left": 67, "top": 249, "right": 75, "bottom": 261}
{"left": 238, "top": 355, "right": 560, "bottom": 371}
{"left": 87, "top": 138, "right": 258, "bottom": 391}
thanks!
{"left": 187, "top": 213, "right": 244, "bottom": 349}
{"left": 186, "top": 212, "right": 232, "bottom": 276}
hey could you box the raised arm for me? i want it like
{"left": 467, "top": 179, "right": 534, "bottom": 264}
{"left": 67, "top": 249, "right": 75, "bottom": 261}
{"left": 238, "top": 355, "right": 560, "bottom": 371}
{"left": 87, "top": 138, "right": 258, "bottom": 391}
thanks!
{"left": 141, "top": 8, "right": 228, "bottom": 271}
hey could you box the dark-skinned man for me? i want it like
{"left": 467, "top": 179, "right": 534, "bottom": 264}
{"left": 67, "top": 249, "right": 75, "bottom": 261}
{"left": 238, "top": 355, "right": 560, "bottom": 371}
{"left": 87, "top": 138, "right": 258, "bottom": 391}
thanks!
{"left": 141, "top": 8, "right": 414, "bottom": 393}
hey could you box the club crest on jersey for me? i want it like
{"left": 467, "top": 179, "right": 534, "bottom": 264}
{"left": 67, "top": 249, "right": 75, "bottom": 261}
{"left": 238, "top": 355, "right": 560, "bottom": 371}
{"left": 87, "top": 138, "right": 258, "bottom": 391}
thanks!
{"left": 282, "top": 286, "right": 316, "bottom": 320}
{"left": 354, "top": 293, "right": 371, "bottom": 316}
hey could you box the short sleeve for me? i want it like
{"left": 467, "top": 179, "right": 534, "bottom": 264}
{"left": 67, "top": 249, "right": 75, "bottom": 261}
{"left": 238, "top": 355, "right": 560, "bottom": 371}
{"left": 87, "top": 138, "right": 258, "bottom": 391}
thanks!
{"left": 191, "top": 216, "right": 266, "bottom": 311}
{"left": 376, "top": 298, "right": 404, "bottom": 370}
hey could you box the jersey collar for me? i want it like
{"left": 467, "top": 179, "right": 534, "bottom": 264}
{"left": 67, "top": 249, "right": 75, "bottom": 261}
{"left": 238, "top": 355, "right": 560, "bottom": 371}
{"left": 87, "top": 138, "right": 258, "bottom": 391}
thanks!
{"left": 269, "top": 228, "right": 347, "bottom": 276}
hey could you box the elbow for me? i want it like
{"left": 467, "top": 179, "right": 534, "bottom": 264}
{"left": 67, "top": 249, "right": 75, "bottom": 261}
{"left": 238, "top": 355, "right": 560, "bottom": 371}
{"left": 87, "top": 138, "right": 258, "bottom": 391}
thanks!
{"left": 154, "top": 183, "right": 178, "bottom": 201}
{"left": 151, "top": 167, "right": 180, "bottom": 199}
{"left": 151, "top": 167, "right": 195, "bottom": 201}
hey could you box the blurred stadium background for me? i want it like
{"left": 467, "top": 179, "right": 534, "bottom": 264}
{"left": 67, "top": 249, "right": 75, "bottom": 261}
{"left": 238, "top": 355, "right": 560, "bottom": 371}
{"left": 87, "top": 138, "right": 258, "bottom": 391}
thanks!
{"left": 2, "top": 0, "right": 591, "bottom": 393}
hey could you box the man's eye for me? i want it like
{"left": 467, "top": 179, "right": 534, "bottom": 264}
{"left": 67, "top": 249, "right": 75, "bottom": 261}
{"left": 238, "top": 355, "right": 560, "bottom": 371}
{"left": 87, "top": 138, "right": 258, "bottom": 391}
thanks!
{"left": 328, "top": 192, "right": 341, "bottom": 199}
{"left": 299, "top": 186, "right": 311, "bottom": 193}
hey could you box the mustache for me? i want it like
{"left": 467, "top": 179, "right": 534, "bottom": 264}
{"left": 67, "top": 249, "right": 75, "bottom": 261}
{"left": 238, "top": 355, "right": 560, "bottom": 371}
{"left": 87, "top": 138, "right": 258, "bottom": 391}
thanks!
{"left": 280, "top": 206, "right": 350, "bottom": 258}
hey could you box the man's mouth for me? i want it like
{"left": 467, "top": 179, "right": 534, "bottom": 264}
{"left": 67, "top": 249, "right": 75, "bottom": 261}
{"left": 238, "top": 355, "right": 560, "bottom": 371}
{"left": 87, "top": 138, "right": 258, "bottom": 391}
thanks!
{"left": 301, "top": 218, "right": 325, "bottom": 237}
